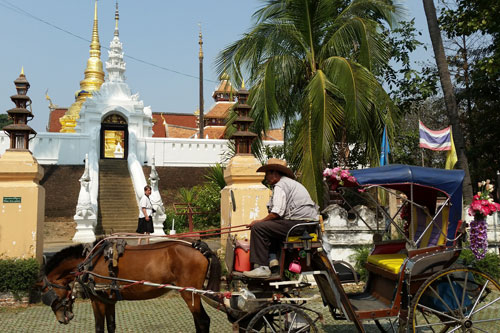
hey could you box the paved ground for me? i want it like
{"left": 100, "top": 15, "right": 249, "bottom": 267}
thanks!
{"left": 0, "top": 293, "right": 386, "bottom": 332}
{"left": 0, "top": 238, "right": 386, "bottom": 332}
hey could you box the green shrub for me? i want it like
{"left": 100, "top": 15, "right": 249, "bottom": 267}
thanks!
{"left": 459, "top": 248, "right": 500, "bottom": 280}
{"left": 163, "top": 207, "right": 188, "bottom": 234}
{"left": 349, "top": 245, "right": 372, "bottom": 282}
{"left": 0, "top": 258, "right": 39, "bottom": 294}
{"left": 193, "top": 183, "right": 221, "bottom": 230}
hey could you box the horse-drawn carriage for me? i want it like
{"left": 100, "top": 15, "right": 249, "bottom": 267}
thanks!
{"left": 39, "top": 165, "right": 500, "bottom": 332}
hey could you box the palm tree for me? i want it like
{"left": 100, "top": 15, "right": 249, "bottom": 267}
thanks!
{"left": 217, "top": 0, "right": 401, "bottom": 204}
{"left": 422, "top": 0, "right": 473, "bottom": 202}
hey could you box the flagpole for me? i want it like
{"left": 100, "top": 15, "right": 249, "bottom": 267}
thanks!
{"left": 421, "top": 149, "right": 424, "bottom": 167}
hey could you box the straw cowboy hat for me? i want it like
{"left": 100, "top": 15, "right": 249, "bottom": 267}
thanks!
{"left": 257, "top": 158, "right": 295, "bottom": 179}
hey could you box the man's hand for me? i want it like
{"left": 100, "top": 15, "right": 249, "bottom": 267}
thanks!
{"left": 145, "top": 216, "right": 150, "bottom": 221}
{"left": 248, "top": 220, "right": 261, "bottom": 229}
{"left": 247, "top": 212, "right": 280, "bottom": 229}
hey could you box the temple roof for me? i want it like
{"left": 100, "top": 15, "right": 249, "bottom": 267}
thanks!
{"left": 205, "top": 102, "right": 234, "bottom": 119}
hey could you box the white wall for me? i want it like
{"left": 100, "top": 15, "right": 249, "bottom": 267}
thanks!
{"left": 0, "top": 132, "right": 283, "bottom": 167}
{"left": 0, "top": 132, "right": 90, "bottom": 165}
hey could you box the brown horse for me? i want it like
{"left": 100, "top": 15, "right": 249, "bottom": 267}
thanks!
{"left": 38, "top": 239, "right": 221, "bottom": 333}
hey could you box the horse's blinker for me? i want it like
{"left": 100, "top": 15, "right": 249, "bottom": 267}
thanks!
{"left": 42, "top": 288, "right": 59, "bottom": 307}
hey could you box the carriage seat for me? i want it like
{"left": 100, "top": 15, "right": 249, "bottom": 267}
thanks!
{"left": 284, "top": 221, "right": 321, "bottom": 249}
{"left": 366, "top": 205, "right": 450, "bottom": 276}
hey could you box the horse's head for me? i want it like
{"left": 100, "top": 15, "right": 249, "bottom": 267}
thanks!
{"left": 37, "top": 244, "right": 87, "bottom": 324}
{"left": 37, "top": 273, "right": 75, "bottom": 324}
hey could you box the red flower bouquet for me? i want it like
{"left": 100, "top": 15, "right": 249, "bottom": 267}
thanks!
{"left": 468, "top": 180, "right": 500, "bottom": 260}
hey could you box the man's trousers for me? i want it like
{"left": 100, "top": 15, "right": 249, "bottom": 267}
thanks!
{"left": 249, "top": 219, "right": 304, "bottom": 266}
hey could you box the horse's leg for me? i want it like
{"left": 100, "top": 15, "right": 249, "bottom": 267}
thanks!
{"left": 91, "top": 300, "right": 106, "bottom": 333}
{"left": 105, "top": 303, "right": 116, "bottom": 333}
{"left": 180, "top": 292, "right": 210, "bottom": 333}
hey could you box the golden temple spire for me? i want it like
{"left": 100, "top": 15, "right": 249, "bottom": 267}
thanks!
{"left": 20, "top": 66, "right": 24, "bottom": 75}
{"left": 198, "top": 23, "right": 203, "bottom": 59}
{"left": 80, "top": 0, "right": 104, "bottom": 92}
{"left": 60, "top": 0, "right": 104, "bottom": 133}
{"left": 241, "top": 80, "right": 246, "bottom": 90}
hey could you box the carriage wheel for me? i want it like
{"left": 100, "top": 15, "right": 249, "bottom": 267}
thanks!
{"left": 246, "top": 304, "right": 318, "bottom": 332}
{"left": 409, "top": 267, "right": 500, "bottom": 332}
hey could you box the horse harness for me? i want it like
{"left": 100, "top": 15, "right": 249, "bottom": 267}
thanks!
{"left": 46, "top": 239, "right": 213, "bottom": 306}
{"left": 72, "top": 239, "right": 127, "bottom": 305}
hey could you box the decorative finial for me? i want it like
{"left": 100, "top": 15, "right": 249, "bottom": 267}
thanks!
{"left": 114, "top": 1, "right": 119, "bottom": 37}
{"left": 241, "top": 79, "right": 245, "bottom": 90}
{"left": 20, "top": 66, "right": 24, "bottom": 76}
{"left": 198, "top": 23, "right": 203, "bottom": 59}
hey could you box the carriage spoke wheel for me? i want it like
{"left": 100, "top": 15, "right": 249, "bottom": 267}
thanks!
{"left": 410, "top": 267, "right": 500, "bottom": 332}
{"left": 246, "top": 304, "right": 318, "bottom": 333}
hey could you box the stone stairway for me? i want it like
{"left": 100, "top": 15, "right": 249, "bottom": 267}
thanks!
{"left": 97, "top": 159, "right": 139, "bottom": 234}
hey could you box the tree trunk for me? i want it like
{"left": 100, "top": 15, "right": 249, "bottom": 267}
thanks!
{"left": 422, "top": 0, "right": 473, "bottom": 203}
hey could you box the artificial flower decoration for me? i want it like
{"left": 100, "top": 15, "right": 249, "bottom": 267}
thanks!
{"left": 323, "top": 167, "right": 357, "bottom": 191}
{"left": 468, "top": 180, "right": 500, "bottom": 260}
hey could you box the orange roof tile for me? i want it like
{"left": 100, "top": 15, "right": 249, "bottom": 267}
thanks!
{"left": 213, "top": 80, "right": 237, "bottom": 95}
{"left": 205, "top": 102, "right": 234, "bottom": 119}
{"left": 167, "top": 125, "right": 198, "bottom": 138}
{"left": 202, "top": 126, "right": 227, "bottom": 139}
{"left": 264, "top": 129, "right": 284, "bottom": 141}
{"left": 153, "top": 113, "right": 197, "bottom": 128}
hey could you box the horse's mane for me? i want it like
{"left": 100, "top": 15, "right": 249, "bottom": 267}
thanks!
{"left": 43, "top": 244, "right": 85, "bottom": 275}
{"left": 43, "top": 239, "right": 102, "bottom": 275}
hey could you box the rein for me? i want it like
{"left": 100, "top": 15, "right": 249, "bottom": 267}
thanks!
{"left": 105, "top": 224, "right": 250, "bottom": 241}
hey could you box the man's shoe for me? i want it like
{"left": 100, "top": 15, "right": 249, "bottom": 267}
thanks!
{"left": 243, "top": 266, "right": 271, "bottom": 278}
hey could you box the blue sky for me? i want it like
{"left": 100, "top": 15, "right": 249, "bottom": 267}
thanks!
{"left": 0, "top": 0, "right": 432, "bottom": 132}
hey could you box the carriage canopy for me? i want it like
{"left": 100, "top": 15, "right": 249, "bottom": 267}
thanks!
{"left": 349, "top": 164, "right": 465, "bottom": 241}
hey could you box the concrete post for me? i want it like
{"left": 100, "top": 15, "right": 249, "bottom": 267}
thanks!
{"left": 0, "top": 150, "right": 45, "bottom": 263}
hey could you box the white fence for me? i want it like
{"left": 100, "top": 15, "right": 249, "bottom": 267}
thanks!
{"left": 0, "top": 132, "right": 283, "bottom": 167}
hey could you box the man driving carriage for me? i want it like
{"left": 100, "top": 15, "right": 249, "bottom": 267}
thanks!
{"left": 244, "top": 158, "right": 320, "bottom": 278}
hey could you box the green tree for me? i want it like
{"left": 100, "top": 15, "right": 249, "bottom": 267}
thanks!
{"left": 217, "top": 0, "right": 401, "bottom": 204}
{"left": 439, "top": 0, "right": 500, "bottom": 198}
{"left": 0, "top": 114, "right": 12, "bottom": 130}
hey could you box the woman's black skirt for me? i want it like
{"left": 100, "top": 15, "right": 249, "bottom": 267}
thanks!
{"left": 136, "top": 217, "right": 154, "bottom": 233}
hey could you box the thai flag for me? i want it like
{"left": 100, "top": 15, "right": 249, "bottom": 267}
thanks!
{"left": 419, "top": 120, "right": 451, "bottom": 151}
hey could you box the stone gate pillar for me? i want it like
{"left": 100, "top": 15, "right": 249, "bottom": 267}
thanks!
{"left": 0, "top": 70, "right": 45, "bottom": 263}
{"left": 0, "top": 151, "right": 45, "bottom": 263}
{"left": 220, "top": 83, "right": 271, "bottom": 254}
{"left": 220, "top": 155, "right": 270, "bottom": 252}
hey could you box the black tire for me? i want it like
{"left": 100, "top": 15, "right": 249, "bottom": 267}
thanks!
{"left": 246, "top": 304, "right": 318, "bottom": 332}
{"left": 409, "top": 267, "right": 500, "bottom": 332}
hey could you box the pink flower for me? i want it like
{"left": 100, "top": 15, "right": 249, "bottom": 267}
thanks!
{"left": 347, "top": 176, "right": 356, "bottom": 183}
{"left": 481, "top": 205, "right": 491, "bottom": 216}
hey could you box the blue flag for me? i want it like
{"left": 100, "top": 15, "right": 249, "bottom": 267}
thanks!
{"left": 380, "top": 126, "right": 390, "bottom": 166}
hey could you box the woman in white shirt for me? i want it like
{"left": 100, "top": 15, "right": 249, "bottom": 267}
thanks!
{"left": 136, "top": 185, "right": 154, "bottom": 244}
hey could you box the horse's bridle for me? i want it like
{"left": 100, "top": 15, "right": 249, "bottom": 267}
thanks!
{"left": 41, "top": 275, "right": 75, "bottom": 312}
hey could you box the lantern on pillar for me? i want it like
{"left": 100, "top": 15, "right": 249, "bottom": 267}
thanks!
{"left": 3, "top": 69, "right": 36, "bottom": 150}
{"left": 230, "top": 83, "right": 257, "bottom": 154}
